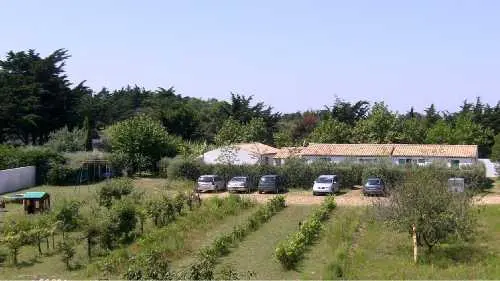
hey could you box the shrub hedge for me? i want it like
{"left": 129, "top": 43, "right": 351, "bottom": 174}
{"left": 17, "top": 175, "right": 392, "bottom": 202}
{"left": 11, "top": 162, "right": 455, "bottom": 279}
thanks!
{"left": 165, "top": 158, "right": 489, "bottom": 190}
{"left": 275, "top": 196, "right": 337, "bottom": 269}
{"left": 0, "top": 145, "right": 66, "bottom": 184}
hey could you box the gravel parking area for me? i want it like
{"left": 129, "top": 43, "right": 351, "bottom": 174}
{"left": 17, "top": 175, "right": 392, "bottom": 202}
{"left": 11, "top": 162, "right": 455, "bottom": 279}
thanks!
{"left": 198, "top": 187, "right": 388, "bottom": 206}
{"left": 198, "top": 187, "right": 500, "bottom": 206}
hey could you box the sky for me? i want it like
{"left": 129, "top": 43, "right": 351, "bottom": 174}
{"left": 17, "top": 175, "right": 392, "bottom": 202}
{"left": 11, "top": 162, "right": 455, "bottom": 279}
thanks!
{"left": 1, "top": 0, "right": 499, "bottom": 114}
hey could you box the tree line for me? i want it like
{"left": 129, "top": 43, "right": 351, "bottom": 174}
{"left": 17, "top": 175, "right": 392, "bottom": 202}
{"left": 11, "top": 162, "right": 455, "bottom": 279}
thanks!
{"left": 1, "top": 49, "right": 499, "bottom": 158}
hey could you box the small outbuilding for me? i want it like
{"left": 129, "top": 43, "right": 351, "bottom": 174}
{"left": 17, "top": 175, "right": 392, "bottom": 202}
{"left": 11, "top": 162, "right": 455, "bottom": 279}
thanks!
{"left": 448, "top": 178, "right": 465, "bottom": 193}
{"left": 22, "top": 191, "right": 51, "bottom": 214}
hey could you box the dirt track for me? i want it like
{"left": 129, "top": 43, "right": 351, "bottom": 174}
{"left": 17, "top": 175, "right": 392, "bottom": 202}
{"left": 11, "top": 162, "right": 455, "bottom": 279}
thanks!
{"left": 198, "top": 188, "right": 500, "bottom": 206}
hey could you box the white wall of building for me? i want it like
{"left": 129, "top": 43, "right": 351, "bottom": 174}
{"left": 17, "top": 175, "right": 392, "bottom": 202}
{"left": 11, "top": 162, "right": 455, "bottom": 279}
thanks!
{"left": 391, "top": 157, "right": 476, "bottom": 167}
{"left": 0, "top": 166, "right": 36, "bottom": 194}
{"left": 202, "top": 148, "right": 272, "bottom": 165}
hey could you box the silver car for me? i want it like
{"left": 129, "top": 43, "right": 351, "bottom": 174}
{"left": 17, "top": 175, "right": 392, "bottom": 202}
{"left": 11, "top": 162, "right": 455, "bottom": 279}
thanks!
{"left": 196, "top": 175, "right": 225, "bottom": 192}
{"left": 227, "top": 176, "right": 253, "bottom": 193}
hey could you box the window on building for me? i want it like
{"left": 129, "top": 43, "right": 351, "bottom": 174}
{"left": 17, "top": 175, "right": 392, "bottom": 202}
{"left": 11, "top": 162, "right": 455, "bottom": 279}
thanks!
{"left": 274, "top": 159, "right": 282, "bottom": 166}
{"left": 450, "top": 160, "right": 460, "bottom": 168}
{"left": 317, "top": 157, "right": 331, "bottom": 162}
{"left": 398, "top": 159, "right": 406, "bottom": 165}
{"left": 418, "top": 159, "right": 426, "bottom": 164}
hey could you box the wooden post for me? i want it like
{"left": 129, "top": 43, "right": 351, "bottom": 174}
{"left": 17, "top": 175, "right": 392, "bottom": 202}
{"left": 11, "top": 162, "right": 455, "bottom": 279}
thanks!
{"left": 412, "top": 224, "right": 418, "bottom": 264}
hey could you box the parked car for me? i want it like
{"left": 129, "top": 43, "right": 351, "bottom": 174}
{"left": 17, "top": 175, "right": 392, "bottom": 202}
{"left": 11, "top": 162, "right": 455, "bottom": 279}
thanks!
{"left": 363, "top": 177, "right": 386, "bottom": 196}
{"left": 227, "top": 176, "right": 254, "bottom": 193}
{"left": 312, "top": 175, "right": 340, "bottom": 196}
{"left": 196, "top": 175, "right": 225, "bottom": 192}
{"left": 258, "top": 175, "right": 285, "bottom": 194}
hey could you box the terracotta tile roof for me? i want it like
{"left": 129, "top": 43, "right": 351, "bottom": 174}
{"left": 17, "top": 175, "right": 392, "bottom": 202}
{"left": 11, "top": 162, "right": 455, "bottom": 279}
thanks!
{"left": 235, "top": 142, "right": 278, "bottom": 155}
{"left": 273, "top": 147, "right": 305, "bottom": 159}
{"left": 300, "top": 143, "right": 394, "bottom": 157}
{"left": 392, "top": 144, "right": 478, "bottom": 158}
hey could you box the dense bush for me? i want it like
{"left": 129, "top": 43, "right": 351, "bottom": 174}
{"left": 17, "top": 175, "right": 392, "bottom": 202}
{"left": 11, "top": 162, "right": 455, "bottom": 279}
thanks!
{"left": 166, "top": 157, "right": 203, "bottom": 181}
{"left": 0, "top": 145, "right": 65, "bottom": 184}
{"left": 275, "top": 196, "right": 336, "bottom": 269}
{"left": 46, "top": 162, "right": 79, "bottom": 185}
{"left": 98, "top": 178, "right": 135, "bottom": 208}
{"left": 45, "top": 126, "right": 87, "bottom": 152}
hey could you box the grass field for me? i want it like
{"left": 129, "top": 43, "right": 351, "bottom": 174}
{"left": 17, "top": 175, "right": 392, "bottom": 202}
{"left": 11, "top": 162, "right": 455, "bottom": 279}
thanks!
{"left": 1, "top": 178, "right": 500, "bottom": 279}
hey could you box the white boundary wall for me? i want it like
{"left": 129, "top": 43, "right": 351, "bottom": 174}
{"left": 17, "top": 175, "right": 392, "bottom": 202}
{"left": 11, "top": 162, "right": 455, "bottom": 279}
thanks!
{"left": 479, "top": 159, "right": 498, "bottom": 178}
{"left": 0, "top": 166, "right": 36, "bottom": 194}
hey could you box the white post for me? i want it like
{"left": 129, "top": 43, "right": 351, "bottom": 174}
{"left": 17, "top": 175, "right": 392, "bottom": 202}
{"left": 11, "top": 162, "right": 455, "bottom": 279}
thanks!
{"left": 412, "top": 224, "right": 418, "bottom": 264}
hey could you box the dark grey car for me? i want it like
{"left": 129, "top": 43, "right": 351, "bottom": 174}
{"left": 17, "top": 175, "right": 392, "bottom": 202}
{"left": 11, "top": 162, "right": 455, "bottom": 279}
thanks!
{"left": 258, "top": 175, "right": 285, "bottom": 194}
{"left": 363, "top": 177, "right": 386, "bottom": 196}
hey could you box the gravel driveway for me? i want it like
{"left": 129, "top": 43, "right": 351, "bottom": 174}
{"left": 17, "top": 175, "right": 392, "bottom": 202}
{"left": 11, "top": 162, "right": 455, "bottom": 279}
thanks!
{"left": 198, "top": 187, "right": 500, "bottom": 206}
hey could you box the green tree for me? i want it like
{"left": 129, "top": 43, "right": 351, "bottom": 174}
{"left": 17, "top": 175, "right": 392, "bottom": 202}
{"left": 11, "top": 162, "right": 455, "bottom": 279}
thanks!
{"left": 380, "top": 168, "right": 477, "bottom": 257}
{"left": 424, "top": 104, "right": 441, "bottom": 128}
{"left": 352, "top": 102, "right": 396, "bottom": 143}
{"left": 490, "top": 133, "right": 500, "bottom": 162}
{"left": 57, "top": 239, "right": 76, "bottom": 270}
{"left": 28, "top": 215, "right": 50, "bottom": 255}
{"left": 308, "top": 116, "right": 351, "bottom": 143}
{"left": 54, "top": 200, "right": 81, "bottom": 238}
{"left": 214, "top": 119, "right": 244, "bottom": 145}
{"left": 452, "top": 113, "right": 493, "bottom": 146}
{"left": 0, "top": 49, "right": 86, "bottom": 144}
{"left": 214, "top": 117, "right": 267, "bottom": 145}
{"left": 106, "top": 114, "right": 179, "bottom": 173}
{"left": 146, "top": 87, "right": 201, "bottom": 140}
{"left": 83, "top": 116, "right": 93, "bottom": 151}
{"left": 324, "top": 97, "right": 369, "bottom": 125}
{"left": 425, "top": 120, "right": 453, "bottom": 143}
{"left": 393, "top": 117, "right": 427, "bottom": 144}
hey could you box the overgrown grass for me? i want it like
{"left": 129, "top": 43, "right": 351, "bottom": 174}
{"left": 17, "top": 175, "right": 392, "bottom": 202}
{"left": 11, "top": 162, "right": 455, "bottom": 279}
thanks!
{"left": 86, "top": 195, "right": 256, "bottom": 279}
{"left": 0, "top": 178, "right": 209, "bottom": 279}
{"left": 342, "top": 205, "right": 500, "bottom": 279}
{"left": 299, "top": 206, "right": 365, "bottom": 280}
{"left": 215, "top": 205, "right": 315, "bottom": 280}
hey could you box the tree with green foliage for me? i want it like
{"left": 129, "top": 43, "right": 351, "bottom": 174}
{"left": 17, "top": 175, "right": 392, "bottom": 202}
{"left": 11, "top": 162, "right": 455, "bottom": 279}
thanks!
{"left": 106, "top": 114, "right": 179, "bottom": 173}
{"left": 54, "top": 200, "right": 81, "bottom": 238}
{"left": 393, "top": 117, "right": 427, "bottom": 144}
{"left": 425, "top": 120, "right": 453, "bottom": 144}
{"left": 81, "top": 209, "right": 102, "bottom": 261}
{"left": 380, "top": 168, "right": 477, "bottom": 260}
{"left": 324, "top": 97, "right": 369, "bottom": 125}
{"left": 491, "top": 133, "right": 500, "bottom": 162}
{"left": 57, "top": 239, "right": 76, "bottom": 270}
{"left": 353, "top": 102, "right": 397, "bottom": 143}
{"left": 452, "top": 113, "right": 493, "bottom": 146}
{"left": 214, "top": 117, "right": 268, "bottom": 145}
{"left": 28, "top": 215, "right": 51, "bottom": 255}
{"left": 0, "top": 49, "right": 86, "bottom": 144}
{"left": 309, "top": 116, "right": 351, "bottom": 143}
{"left": 0, "top": 220, "right": 31, "bottom": 265}
{"left": 83, "top": 116, "right": 93, "bottom": 151}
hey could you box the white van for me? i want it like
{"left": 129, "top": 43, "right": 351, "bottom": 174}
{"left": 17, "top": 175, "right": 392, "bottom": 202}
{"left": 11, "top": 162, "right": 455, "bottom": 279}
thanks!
{"left": 312, "top": 175, "right": 340, "bottom": 196}
{"left": 196, "top": 175, "right": 225, "bottom": 192}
